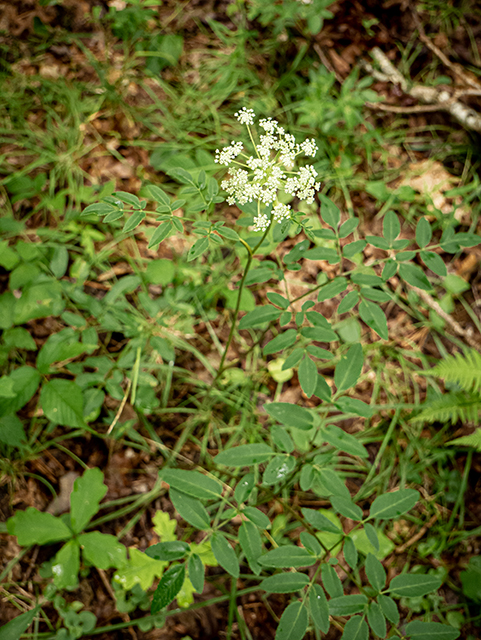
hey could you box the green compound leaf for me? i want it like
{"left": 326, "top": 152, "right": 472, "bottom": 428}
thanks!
{"left": 260, "top": 572, "right": 309, "bottom": 593}
{"left": 322, "top": 424, "right": 368, "bottom": 458}
{"left": 320, "top": 195, "right": 341, "bottom": 229}
{"left": 161, "top": 469, "right": 222, "bottom": 501}
{"left": 52, "top": 539, "right": 80, "bottom": 590}
{"left": 309, "top": 584, "right": 330, "bottom": 633}
{"left": 170, "top": 488, "right": 211, "bottom": 530}
{"left": 148, "top": 184, "right": 170, "bottom": 206}
{"left": 415, "top": 217, "right": 432, "bottom": 248}
{"left": 343, "top": 536, "right": 358, "bottom": 570}
{"left": 267, "top": 292, "right": 290, "bottom": 309}
{"left": 340, "top": 615, "right": 369, "bottom": 640}
{"left": 369, "top": 488, "right": 419, "bottom": 520}
{"left": 0, "top": 606, "right": 40, "bottom": 640}
{"left": 338, "top": 290, "right": 360, "bottom": 314}
{"left": 275, "top": 601, "right": 308, "bottom": 640}
{"left": 211, "top": 532, "right": 239, "bottom": 578}
{"left": 238, "top": 520, "right": 262, "bottom": 575}
{"left": 328, "top": 594, "right": 367, "bottom": 616}
{"left": 318, "top": 277, "right": 348, "bottom": 302}
{"left": 113, "top": 190, "right": 141, "bottom": 208}
{"left": 122, "top": 209, "right": 146, "bottom": 233}
{"left": 263, "top": 329, "right": 297, "bottom": 355}
{"left": 188, "top": 553, "right": 204, "bottom": 593}
{"left": 151, "top": 564, "right": 185, "bottom": 614}
{"left": 239, "top": 305, "right": 282, "bottom": 329}
{"left": 302, "top": 508, "right": 342, "bottom": 534}
{"left": 388, "top": 573, "right": 442, "bottom": 598}
{"left": 262, "top": 455, "right": 296, "bottom": 485}
{"left": 70, "top": 468, "right": 108, "bottom": 534}
{"left": 298, "top": 356, "right": 318, "bottom": 398}
{"left": 259, "top": 545, "right": 317, "bottom": 569}
{"left": 264, "top": 402, "right": 313, "bottom": 430}
{"left": 365, "top": 553, "right": 386, "bottom": 592}
{"left": 330, "top": 496, "right": 363, "bottom": 521}
{"left": 188, "top": 236, "right": 209, "bottom": 261}
{"left": 79, "top": 532, "right": 127, "bottom": 569}
{"left": 148, "top": 221, "right": 172, "bottom": 250}
{"left": 358, "top": 300, "right": 388, "bottom": 340}
{"left": 383, "top": 210, "right": 400, "bottom": 244}
{"left": 7, "top": 507, "right": 72, "bottom": 546}
{"left": 405, "top": 621, "right": 460, "bottom": 640}
{"left": 334, "top": 343, "right": 363, "bottom": 392}
{"left": 367, "top": 601, "right": 386, "bottom": 639}
{"left": 399, "top": 262, "right": 432, "bottom": 291}
{"left": 377, "top": 595, "right": 399, "bottom": 625}
{"left": 40, "top": 379, "right": 85, "bottom": 428}
{"left": 214, "top": 443, "right": 274, "bottom": 467}
{"left": 321, "top": 563, "right": 343, "bottom": 598}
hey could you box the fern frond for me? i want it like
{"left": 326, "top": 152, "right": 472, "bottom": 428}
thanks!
{"left": 411, "top": 392, "right": 481, "bottom": 425}
{"left": 425, "top": 349, "right": 481, "bottom": 393}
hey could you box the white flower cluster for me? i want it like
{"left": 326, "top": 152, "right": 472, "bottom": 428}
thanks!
{"left": 217, "top": 109, "right": 321, "bottom": 228}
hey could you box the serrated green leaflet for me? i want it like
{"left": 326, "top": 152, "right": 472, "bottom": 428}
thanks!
{"left": 161, "top": 469, "right": 222, "bottom": 501}
{"left": 369, "top": 489, "right": 419, "bottom": 520}
{"left": 151, "top": 564, "right": 185, "bottom": 613}
{"left": 238, "top": 520, "right": 262, "bottom": 575}
{"left": 40, "top": 379, "right": 85, "bottom": 428}
{"left": 188, "top": 553, "right": 204, "bottom": 593}
{"left": 330, "top": 496, "right": 363, "bottom": 521}
{"left": 367, "top": 602, "right": 386, "bottom": 638}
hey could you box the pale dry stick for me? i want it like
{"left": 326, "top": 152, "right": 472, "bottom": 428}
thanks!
{"left": 106, "top": 378, "right": 132, "bottom": 436}
{"left": 97, "top": 568, "right": 138, "bottom": 640}
{"left": 395, "top": 512, "right": 439, "bottom": 554}
{"left": 313, "top": 43, "right": 344, "bottom": 83}
{"left": 410, "top": 285, "right": 481, "bottom": 350}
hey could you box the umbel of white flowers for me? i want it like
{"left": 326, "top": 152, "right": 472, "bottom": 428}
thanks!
{"left": 215, "top": 107, "right": 321, "bottom": 232}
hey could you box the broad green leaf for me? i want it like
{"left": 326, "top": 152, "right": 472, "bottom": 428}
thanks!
{"left": 148, "top": 184, "right": 170, "bottom": 205}
{"left": 144, "top": 541, "right": 189, "bottom": 562}
{"left": 263, "top": 329, "right": 297, "bottom": 355}
{"left": 148, "top": 221, "right": 172, "bottom": 250}
{"left": 40, "top": 379, "right": 85, "bottom": 428}
{"left": 309, "top": 584, "right": 330, "bottom": 633}
{"left": 420, "top": 251, "right": 447, "bottom": 276}
{"left": 343, "top": 536, "right": 358, "bottom": 570}
{"left": 304, "top": 247, "right": 339, "bottom": 263}
{"left": 259, "top": 545, "right": 317, "bottom": 568}
{"left": 301, "top": 508, "right": 342, "bottom": 534}
{"left": 377, "top": 595, "right": 399, "bottom": 624}
{"left": 388, "top": 573, "right": 442, "bottom": 597}
{"left": 318, "top": 277, "right": 348, "bottom": 302}
{"left": 416, "top": 217, "right": 432, "bottom": 248}
{"left": 188, "top": 553, "right": 204, "bottom": 593}
{"left": 367, "top": 602, "right": 386, "bottom": 639}
{"left": 79, "top": 532, "right": 127, "bottom": 569}
{"left": 318, "top": 468, "right": 350, "bottom": 500}
{"left": 211, "top": 532, "right": 239, "bottom": 578}
{"left": 328, "top": 594, "right": 367, "bottom": 616}
{"left": 365, "top": 553, "right": 386, "bottom": 592}
{"left": 239, "top": 520, "right": 262, "bottom": 575}
{"left": 300, "top": 531, "right": 322, "bottom": 556}
{"left": 364, "top": 523, "right": 379, "bottom": 552}
{"left": 341, "top": 615, "right": 369, "bottom": 640}
{"left": 399, "top": 263, "right": 431, "bottom": 291}
{"left": 239, "top": 305, "right": 282, "bottom": 329}
{"left": 271, "top": 425, "right": 294, "bottom": 453}
{"left": 214, "top": 444, "right": 274, "bottom": 467}
{"left": 320, "top": 195, "right": 341, "bottom": 229}
{"left": 338, "top": 290, "right": 359, "bottom": 314}
{"left": 0, "top": 366, "right": 40, "bottom": 418}
{"left": 263, "top": 455, "right": 296, "bottom": 485}
{"left": 52, "top": 539, "right": 80, "bottom": 590}
{"left": 152, "top": 510, "right": 177, "bottom": 542}
{"left": 383, "top": 210, "right": 400, "bottom": 244}
{"left": 70, "top": 468, "right": 107, "bottom": 534}
{"left": 170, "top": 488, "right": 210, "bottom": 530}
{"left": 188, "top": 236, "right": 209, "bottom": 261}
{"left": 358, "top": 300, "right": 388, "bottom": 340}
{"left": 322, "top": 424, "right": 368, "bottom": 458}
{"left": 264, "top": 403, "right": 313, "bottom": 430}
{"left": 161, "top": 469, "right": 222, "bottom": 501}
{"left": 382, "top": 259, "right": 397, "bottom": 280}
{"left": 2, "top": 327, "right": 37, "bottom": 351}
{"left": 330, "top": 496, "right": 363, "bottom": 521}
{"left": 405, "top": 621, "right": 460, "bottom": 640}
{"left": 314, "top": 375, "right": 332, "bottom": 402}
{"left": 369, "top": 489, "right": 419, "bottom": 520}
{"left": 81, "top": 202, "right": 117, "bottom": 216}
{"left": 267, "top": 292, "right": 290, "bottom": 309}
{"left": 151, "top": 564, "right": 185, "bottom": 613}
{"left": 114, "top": 547, "right": 166, "bottom": 591}
{"left": 343, "top": 240, "right": 367, "bottom": 258}
{"left": 260, "top": 572, "right": 309, "bottom": 593}
{"left": 349, "top": 528, "right": 394, "bottom": 560}
{"left": 275, "top": 601, "right": 308, "bottom": 640}
{"left": 321, "top": 563, "right": 343, "bottom": 597}
{"left": 339, "top": 218, "right": 359, "bottom": 238}
{"left": 234, "top": 473, "right": 255, "bottom": 504}
{"left": 36, "top": 330, "right": 87, "bottom": 373}
{"left": 123, "top": 209, "right": 146, "bottom": 233}
{"left": 0, "top": 415, "right": 26, "bottom": 448}
{"left": 7, "top": 507, "right": 72, "bottom": 546}
{"left": 217, "top": 226, "right": 239, "bottom": 241}
{"left": 334, "top": 397, "right": 372, "bottom": 418}
{"left": 298, "top": 356, "right": 318, "bottom": 398}
{"left": 306, "top": 345, "right": 334, "bottom": 360}
{"left": 113, "top": 190, "right": 141, "bottom": 207}
{"left": 300, "top": 326, "right": 338, "bottom": 342}
{"left": 334, "top": 344, "right": 363, "bottom": 392}
{"left": 0, "top": 606, "right": 40, "bottom": 640}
